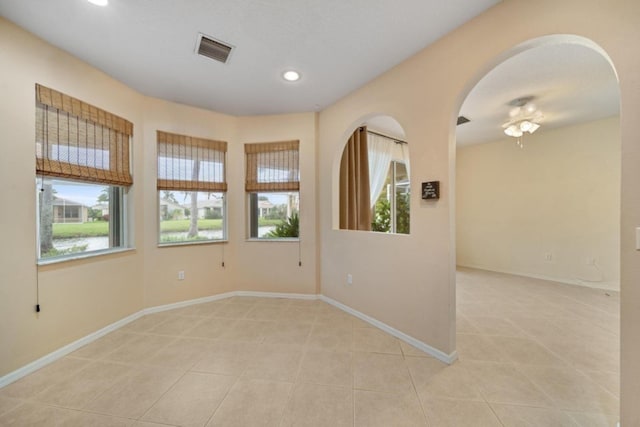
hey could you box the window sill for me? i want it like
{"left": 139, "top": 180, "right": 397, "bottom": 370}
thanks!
{"left": 158, "top": 239, "right": 228, "bottom": 248}
{"left": 37, "top": 247, "right": 136, "bottom": 266}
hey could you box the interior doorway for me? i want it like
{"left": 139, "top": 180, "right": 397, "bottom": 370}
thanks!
{"left": 452, "top": 35, "right": 621, "bottom": 423}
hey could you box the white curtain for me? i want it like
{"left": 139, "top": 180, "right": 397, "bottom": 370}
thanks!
{"left": 368, "top": 133, "right": 394, "bottom": 208}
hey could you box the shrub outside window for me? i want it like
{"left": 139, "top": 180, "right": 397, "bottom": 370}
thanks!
{"left": 371, "top": 160, "right": 410, "bottom": 234}
{"left": 248, "top": 192, "right": 299, "bottom": 239}
{"left": 245, "top": 141, "right": 300, "bottom": 240}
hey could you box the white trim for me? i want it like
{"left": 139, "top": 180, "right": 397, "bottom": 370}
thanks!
{"left": 0, "top": 310, "right": 143, "bottom": 389}
{"left": 37, "top": 247, "right": 136, "bottom": 266}
{"left": 0, "top": 290, "right": 455, "bottom": 388}
{"left": 457, "top": 264, "right": 620, "bottom": 292}
{"left": 235, "top": 291, "right": 318, "bottom": 300}
{"left": 144, "top": 291, "right": 317, "bottom": 315}
{"left": 144, "top": 292, "right": 236, "bottom": 315}
{"left": 320, "top": 295, "right": 457, "bottom": 365}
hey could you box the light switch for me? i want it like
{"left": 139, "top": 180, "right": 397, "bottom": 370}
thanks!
{"left": 636, "top": 227, "right": 640, "bottom": 250}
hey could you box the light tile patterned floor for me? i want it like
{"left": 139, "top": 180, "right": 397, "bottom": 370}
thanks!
{"left": 0, "top": 268, "right": 620, "bottom": 426}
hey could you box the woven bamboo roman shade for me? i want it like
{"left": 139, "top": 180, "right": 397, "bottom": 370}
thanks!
{"left": 245, "top": 140, "right": 300, "bottom": 192}
{"left": 35, "top": 84, "right": 133, "bottom": 186}
{"left": 157, "top": 131, "right": 227, "bottom": 192}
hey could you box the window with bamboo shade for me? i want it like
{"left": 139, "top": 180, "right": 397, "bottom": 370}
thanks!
{"left": 244, "top": 141, "right": 300, "bottom": 239}
{"left": 35, "top": 84, "right": 133, "bottom": 261}
{"left": 157, "top": 131, "right": 228, "bottom": 244}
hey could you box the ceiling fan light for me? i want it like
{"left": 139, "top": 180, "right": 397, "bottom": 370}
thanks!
{"left": 527, "top": 122, "right": 540, "bottom": 134}
{"left": 504, "top": 125, "right": 522, "bottom": 138}
{"left": 519, "top": 120, "right": 533, "bottom": 132}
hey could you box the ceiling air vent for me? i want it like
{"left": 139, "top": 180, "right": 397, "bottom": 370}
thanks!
{"left": 196, "top": 34, "right": 233, "bottom": 64}
{"left": 457, "top": 116, "right": 470, "bottom": 126}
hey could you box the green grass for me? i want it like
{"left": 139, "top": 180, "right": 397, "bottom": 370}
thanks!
{"left": 52, "top": 218, "right": 284, "bottom": 238}
{"left": 53, "top": 222, "right": 108, "bottom": 238}
{"left": 160, "top": 219, "right": 224, "bottom": 233}
{"left": 42, "top": 244, "right": 89, "bottom": 258}
{"left": 257, "top": 218, "right": 285, "bottom": 227}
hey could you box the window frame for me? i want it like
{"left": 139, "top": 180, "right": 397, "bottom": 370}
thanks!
{"left": 36, "top": 177, "right": 130, "bottom": 264}
{"left": 247, "top": 191, "right": 300, "bottom": 241}
{"left": 156, "top": 131, "right": 228, "bottom": 247}
{"left": 372, "top": 160, "right": 410, "bottom": 235}
{"left": 157, "top": 190, "right": 228, "bottom": 247}
{"left": 35, "top": 84, "right": 134, "bottom": 264}
{"left": 244, "top": 140, "right": 300, "bottom": 241}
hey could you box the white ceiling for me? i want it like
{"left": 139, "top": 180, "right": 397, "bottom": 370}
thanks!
{"left": 456, "top": 43, "right": 620, "bottom": 146}
{"left": 0, "top": 0, "right": 499, "bottom": 116}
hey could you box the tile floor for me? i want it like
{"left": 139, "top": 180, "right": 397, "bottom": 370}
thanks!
{"left": 0, "top": 268, "right": 620, "bottom": 426}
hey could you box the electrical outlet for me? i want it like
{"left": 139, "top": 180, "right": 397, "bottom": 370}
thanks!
{"left": 544, "top": 252, "right": 552, "bottom": 261}
{"left": 347, "top": 274, "right": 353, "bottom": 285}
{"left": 178, "top": 270, "right": 185, "bottom": 280}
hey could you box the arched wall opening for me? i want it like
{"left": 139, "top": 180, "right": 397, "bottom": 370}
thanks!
{"left": 331, "top": 114, "right": 410, "bottom": 232}
{"left": 450, "top": 32, "right": 621, "bottom": 414}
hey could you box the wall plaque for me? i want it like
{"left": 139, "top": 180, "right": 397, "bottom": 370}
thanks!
{"left": 422, "top": 181, "right": 440, "bottom": 200}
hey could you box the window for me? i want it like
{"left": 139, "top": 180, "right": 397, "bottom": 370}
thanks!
{"left": 35, "top": 84, "right": 132, "bottom": 261}
{"left": 368, "top": 131, "right": 410, "bottom": 234}
{"left": 157, "top": 131, "right": 227, "bottom": 245}
{"left": 245, "top": 141, "right": 300, "bottom": 239}
{"left": 37, "top": 178, "right": 124, "bottom": 258}
{"left": 371, "top": 160, "right": 410, "bottom": 234}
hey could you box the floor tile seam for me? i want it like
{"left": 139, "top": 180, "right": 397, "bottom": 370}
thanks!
{"left": 484, "top": 399, "right": 508, "bottom": 427}
{"left": 88, "top": 364, "right": 187, "bottom": 422}
{"left": 403, "top": 352, "right": 434, "bottom": 427}
{"left": 278, "top": 370, "right": 305, "bottom": 427}
{"left": 55, "top": 405, "right": 139, "bottom": 422}
{"left": 513, "top": 364, "right": 610, "bottom": 414}
{"left": 29, "top": 362, "right": 125, "bottom": 408}
{"left": 467, "top": 363, "right": 558, "bottom": 411}
{"left": 555, "top": 294, "right": 620, "bottom": 318}
{"left": 515, "top": 358, "right": 609, "bottom": 391}
{"left": 200, "top": 373, "right": 244, "bottom": 427}
{"left": 294, "top": 377, "right": 352, "bottom": 390}
{"left": 350, "top": 341, "right": 356, "bottom": 427}
{"left": 484, "top": 397, "right": 562, "bottom": 411}
{"left": 567, "top": 366, "right": 622, "bottom": 402}
{"left": 225, "top": 377, "right": 296, "bottom": 425}
{"left": 419, "top": 395, "right": 488, "bottom": 403}
{"left": 518, "top": 333, "right": 578, "bottom": 367}
{"left": 155, "top": 371, "right": 240, "bottom": 426}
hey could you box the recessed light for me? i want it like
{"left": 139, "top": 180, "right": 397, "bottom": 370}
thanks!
{"left": 283, "top": 70, "right": 300, "bottom": 82}
{"left": 87, "top": 0, "right": 108, "bottom": 6}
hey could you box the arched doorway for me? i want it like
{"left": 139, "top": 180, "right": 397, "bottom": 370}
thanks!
{"left": 452, "top": 35, "right": 621, "bottom": 424}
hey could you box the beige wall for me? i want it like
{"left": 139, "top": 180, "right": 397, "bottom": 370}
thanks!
{"left": 141, "top": 98, "right": 238, "bottom": 307}
{"left": 2, "top": 0, "right": 640, "bottom": 423}
{"left": 317, "top": 1, "right": 639, "bottom": 424}
{"left": 0, "top": 18, "right": 318, "bottom": 378}
{"left": 457, "top": 118, "right": 621, "bottom": 290}
{"left": 233, "top": 114, "right": 317, "bottom": 294}
{"left": 0, "top": 19, "right": 146, "bottom": 375}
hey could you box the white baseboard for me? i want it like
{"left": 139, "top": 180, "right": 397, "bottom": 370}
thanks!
{"left": 234, "top": 291, "right": 319, "bottom": 300}
{"left": 457, "top": 264, "right": 620, "bottom": 292}
{"left": 0, "top": 290, "right": 454, "bottom": 388}
{"left": 144, "top": 292, "right": 236, "bottom": 315}
{"left": 320, "top": 295, "right": 457, "bottom": 365}
{"left": 0, "top": 310, "right": 143, "bottom": 389}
